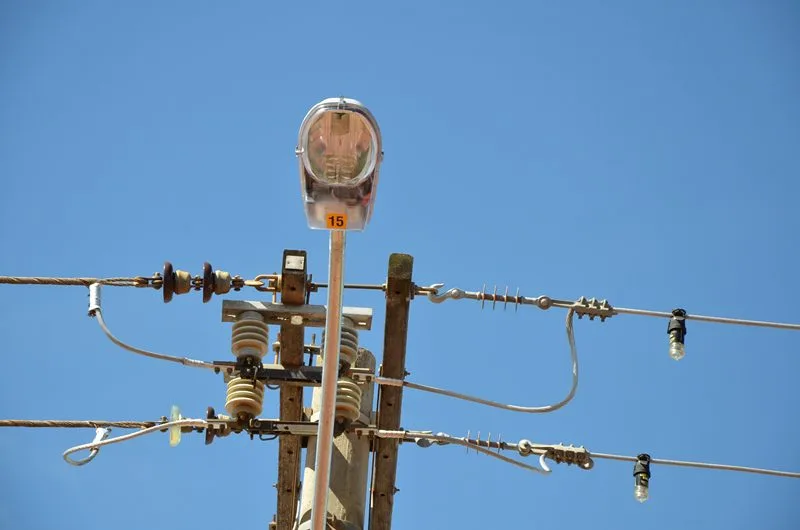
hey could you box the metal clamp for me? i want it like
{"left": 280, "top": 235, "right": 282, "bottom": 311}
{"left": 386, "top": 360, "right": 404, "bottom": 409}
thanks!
{"left": 572, "top": 297, "right": 614, "bottom": 322}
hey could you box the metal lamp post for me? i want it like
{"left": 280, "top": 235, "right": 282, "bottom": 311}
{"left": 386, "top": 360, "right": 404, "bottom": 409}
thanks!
{"left": 296, "top": 97, "right": 383, "bottom": 530}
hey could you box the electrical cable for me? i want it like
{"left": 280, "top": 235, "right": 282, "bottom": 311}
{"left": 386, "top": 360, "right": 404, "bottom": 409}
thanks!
{"left": 609, "top": 306, "right": 800, "bottom": 331}
{"left": 94, "top": 308, "right": 216, "bottom": 371}
{"left": 7, "top": 416, "right": 793, "bottom": 480}
{"left": 425, "top": 284, "right": 800, "bottom": 331}
{"left": 0, "top": 420, "right": 157, "bottom": 429}
{"left": 375, "top": 308, "right": 579, "bottom": 414}
{"left": 589, "top": 452, "right": 800, "bottom": 479}
{"left": 378, "top": 430, "right": 550, "bottom": 475}
{"left": 399, "top": 430, "right": 800, "bottom": 480}
{"left": 0, "top": 275, "right": 140, "bottom": 287}
{"left": 62, "top": 419, "right": 207, "bottom": 466}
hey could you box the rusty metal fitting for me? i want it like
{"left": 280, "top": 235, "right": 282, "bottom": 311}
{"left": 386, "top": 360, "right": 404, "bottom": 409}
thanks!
{"left": 254, "top": 274, "right": 281, "bottom": 292}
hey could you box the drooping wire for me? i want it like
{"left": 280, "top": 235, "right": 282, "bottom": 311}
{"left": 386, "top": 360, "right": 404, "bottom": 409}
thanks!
{"left": 375, "top": 308, "right": 579, "bottom": 414}
{"left": 94, "top": 308, "right": 216, "bottom": 371}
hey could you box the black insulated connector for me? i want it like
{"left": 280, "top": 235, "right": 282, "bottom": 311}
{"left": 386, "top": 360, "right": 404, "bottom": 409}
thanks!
{"left": 633, "top": 453, "right": 651, "bottom": 486}
{"left": 668, "top": 308, "right": 687, "bottom": 343}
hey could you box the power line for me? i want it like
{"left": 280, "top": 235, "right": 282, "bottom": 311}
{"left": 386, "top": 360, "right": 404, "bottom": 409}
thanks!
{"left": 4, "top": 419, "right": 796, "bottom": 480}
{"left": 424, "top": 284, "right": 800, "bottom": 331}
{"left": 2, "top": 264, "right": 799, "bottom": 527}
{"left": 5, "top": 274, "right": 797, "bottom": 332}
{"left": 0, "top": 420, "right": 158, "bottom": 429}
{"left": 588, "top": 452, "right": 800, "bottom": 479}
{"left": 0, "top": 275, "right": 142, "bottom": 287}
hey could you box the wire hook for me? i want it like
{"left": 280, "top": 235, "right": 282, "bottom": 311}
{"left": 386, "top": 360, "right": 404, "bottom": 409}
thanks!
{"left": 426, "top": 283, "right": 466, "bottom": 303}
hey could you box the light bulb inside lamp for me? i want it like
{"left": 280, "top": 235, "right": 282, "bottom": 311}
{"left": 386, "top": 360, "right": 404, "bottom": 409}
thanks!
{"left": 304, "top": 110, "right": 376, "bottom": 185}
{"left": 669, "top": 334, "right": 685, "bottom": 361}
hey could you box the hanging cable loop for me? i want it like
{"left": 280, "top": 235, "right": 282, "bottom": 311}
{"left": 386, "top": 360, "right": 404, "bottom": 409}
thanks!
{"left": 64, "top": 427, "right": 112, "bottom": 466}
{"left": 62, "top": 419, "right": 207, "bottom": 466}
{"left": 375, "top": 307, "right": 580, "bottom": 414}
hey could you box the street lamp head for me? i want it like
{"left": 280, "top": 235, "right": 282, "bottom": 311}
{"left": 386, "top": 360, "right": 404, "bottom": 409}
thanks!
{"left": 296, "top": 97, "right": 383, "bottom": 231}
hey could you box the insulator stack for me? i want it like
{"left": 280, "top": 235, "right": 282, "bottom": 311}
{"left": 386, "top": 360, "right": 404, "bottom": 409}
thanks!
{"left": 225, "top": 378, "right": 265, "bottom": 420}
{"left": 225, "top": 311, "right": 268, "bottom": 420}
{"left": 161, "top": 261, "right": 236, "bottom": 303}
{"left": 231, "top": 312, "right": 269, "bottom": 359}
{"left": 322, "top": 317, "right": 359, "bottom": 371}
{"left": 334, "top": 376, "right": 362, "bottom": 427}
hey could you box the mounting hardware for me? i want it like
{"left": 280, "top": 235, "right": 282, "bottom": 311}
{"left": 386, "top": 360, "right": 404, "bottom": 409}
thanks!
{"left": 222, "top": 300, "right": 372, "bottom": 330}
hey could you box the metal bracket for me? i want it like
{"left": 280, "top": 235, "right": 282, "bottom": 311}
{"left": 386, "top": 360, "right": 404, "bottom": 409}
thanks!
{"left": 250, "top": 419, "right": 320, "bottom": 437}
{"left": 221, "top": 300, "right": 373, "bottom": 330}
{"left": 212, "top": 359, "right": 374, "bottom": 387}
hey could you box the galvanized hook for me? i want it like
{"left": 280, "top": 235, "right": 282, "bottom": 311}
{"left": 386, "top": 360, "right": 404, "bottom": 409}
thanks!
{"left": 426, "top": 283, "right": 466, "bottom": 303}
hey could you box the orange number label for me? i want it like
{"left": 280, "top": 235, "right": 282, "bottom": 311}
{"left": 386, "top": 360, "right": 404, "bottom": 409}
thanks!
{"left": 325, "top": 213, "right": 347, "bottom": 229}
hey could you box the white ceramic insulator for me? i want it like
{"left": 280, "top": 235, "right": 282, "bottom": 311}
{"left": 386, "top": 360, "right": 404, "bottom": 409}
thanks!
{"left": 225, "top": 377, "right": 265, "bottom": 419}
{"left": 335, "top": 377, "right": 362, "bottom": 423}
{"left": 231, "top": 311, "right": 269, "bottom": 359}
{"left": 324, "top": 317, "right": 359, "bottom": 367}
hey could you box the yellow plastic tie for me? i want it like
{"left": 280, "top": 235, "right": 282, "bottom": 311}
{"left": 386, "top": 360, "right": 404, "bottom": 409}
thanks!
{"left": 169, "top": 405, "right": 182, "bottom": 447}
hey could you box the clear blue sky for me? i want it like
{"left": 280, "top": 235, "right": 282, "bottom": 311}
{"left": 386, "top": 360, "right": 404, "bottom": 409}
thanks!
{"left": 1, "top": 1, "right": 798, "bottom": 529}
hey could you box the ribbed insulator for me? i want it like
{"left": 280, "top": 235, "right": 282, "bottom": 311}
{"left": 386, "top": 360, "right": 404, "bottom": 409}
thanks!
{"left": 231, "top": 311, "right": 268, "bottom": 359}
{"left": 335, "top": 377, "right": 362, "bottom": 423}
{"left": 323, "top": 317, "right": 359, "bottom": 368}
{"left": 225, "top": 377, "right": 265, "bottom": 420}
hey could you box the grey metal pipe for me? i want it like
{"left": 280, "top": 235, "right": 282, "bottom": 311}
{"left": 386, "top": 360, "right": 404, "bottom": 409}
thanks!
{"left": 310, "top": 230, "right": 346, "bottom": 530}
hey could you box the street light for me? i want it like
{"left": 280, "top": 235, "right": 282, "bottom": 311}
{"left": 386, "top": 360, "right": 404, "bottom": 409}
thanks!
{"left": 296, "top": 97, "right": 383, "bottom": 231}
{"left": 296, "top": 97, "right": 382, "bottom": 530}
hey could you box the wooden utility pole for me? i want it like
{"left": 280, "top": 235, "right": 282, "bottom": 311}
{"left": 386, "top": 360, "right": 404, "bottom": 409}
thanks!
{"left": 271, "top": 251, "right": 413, "bottom": 530}
{"left": 275, "top": 250, "right": 309, "bottom": 530}
{"left": 369, "top": 254, "right": 414, "bottom": 530}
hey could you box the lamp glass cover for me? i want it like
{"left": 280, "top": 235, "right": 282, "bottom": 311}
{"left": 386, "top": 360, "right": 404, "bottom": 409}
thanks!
{"left": 303, "top": 110, "right": 377, "bottom": 185}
